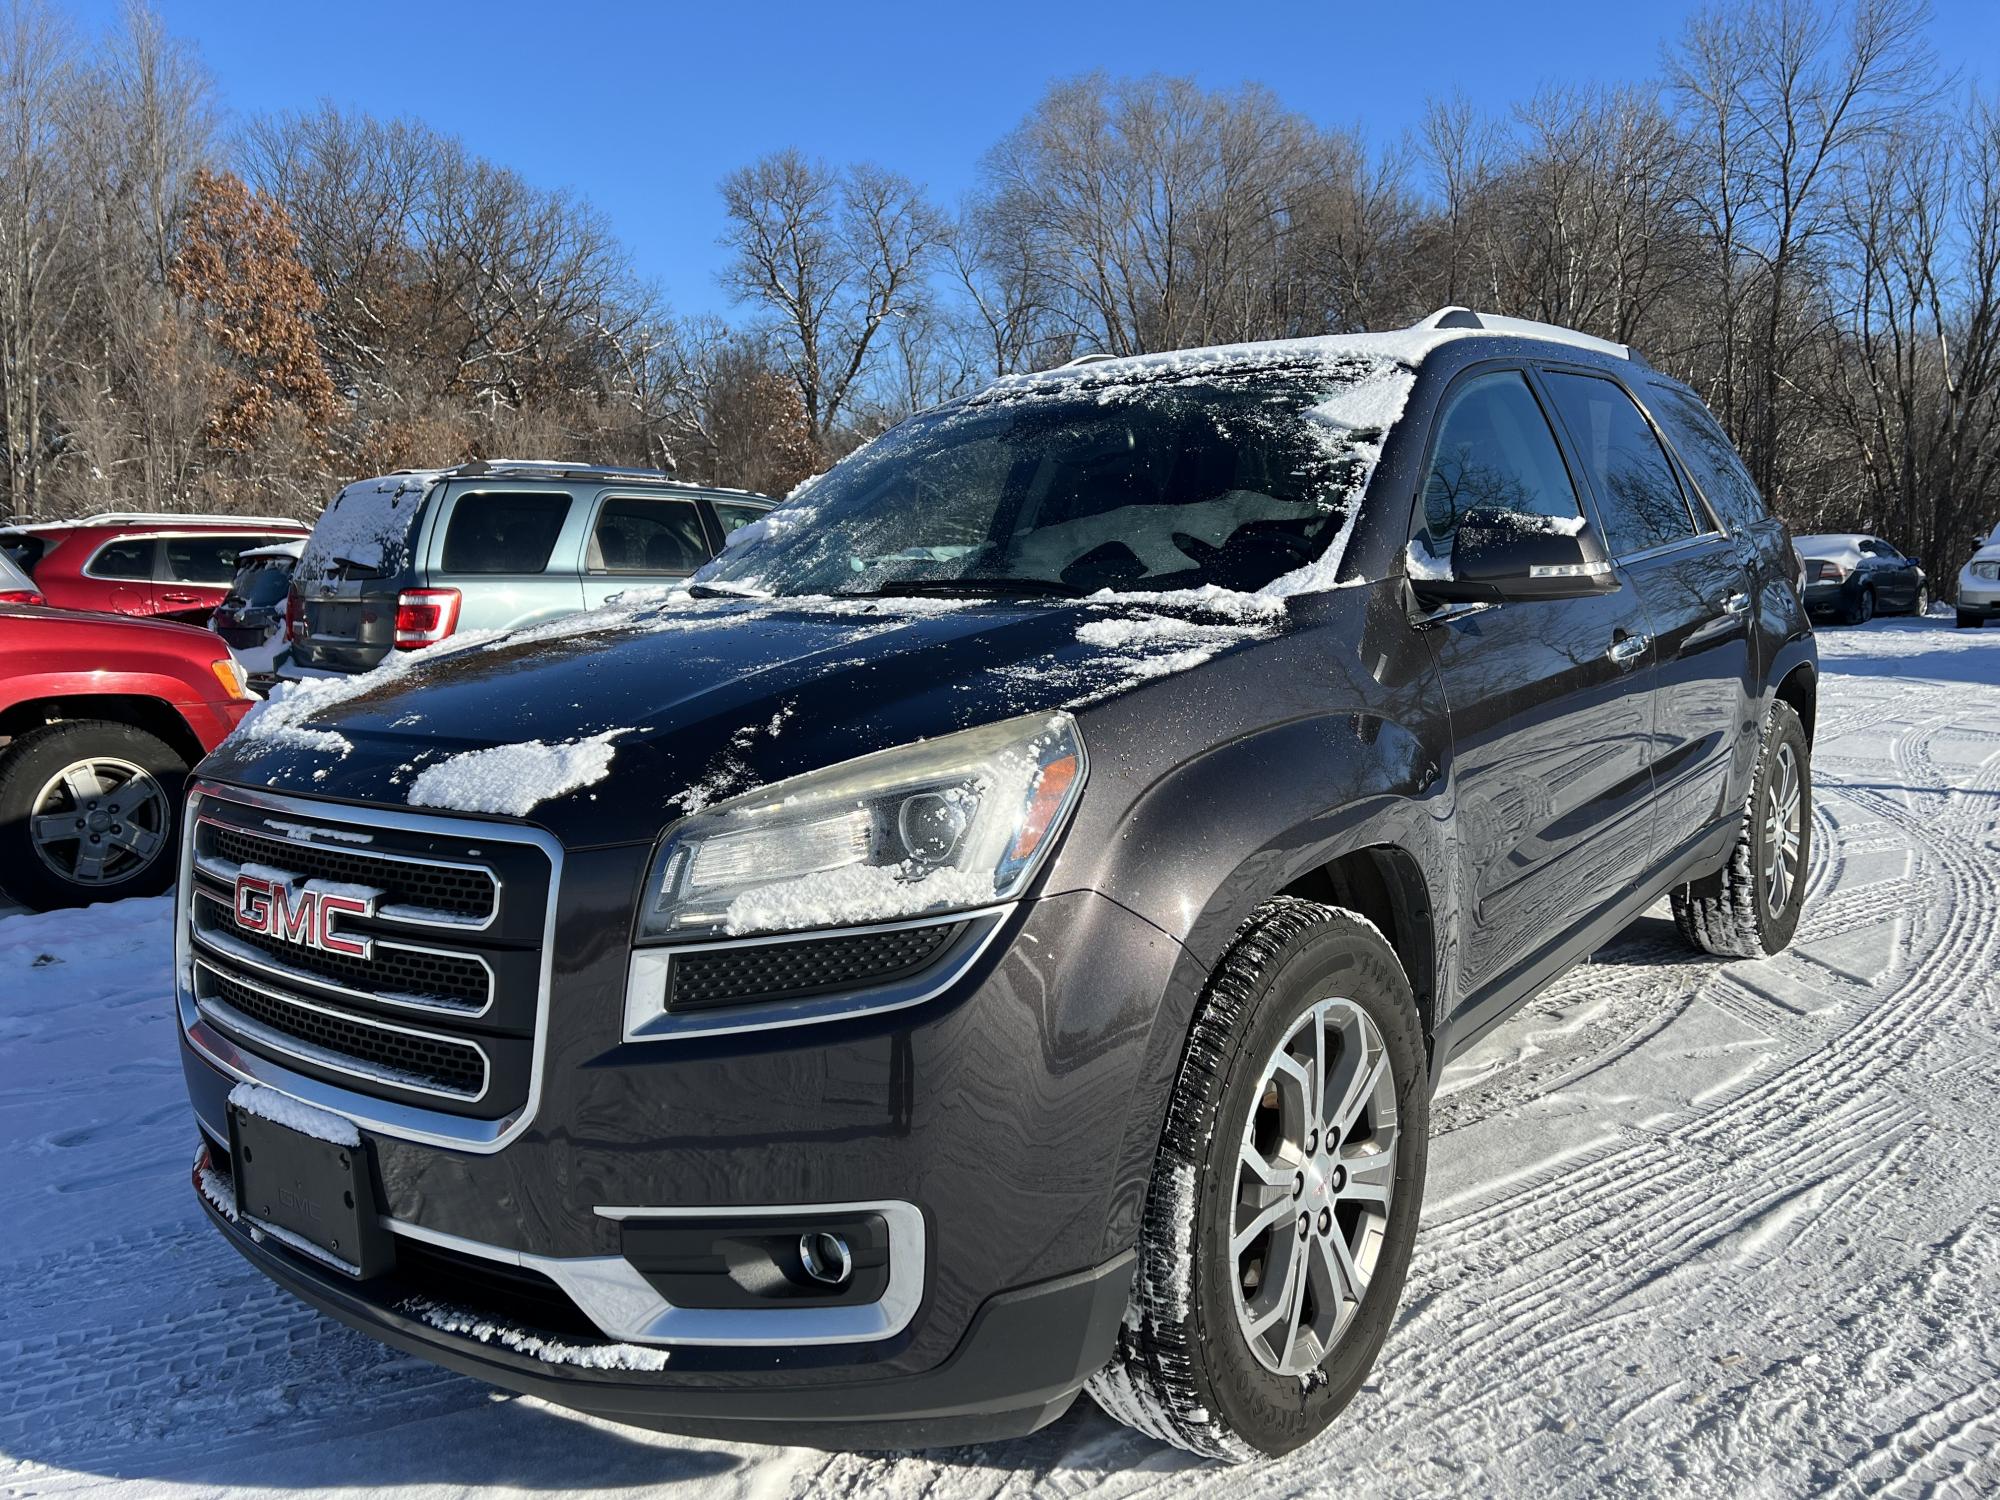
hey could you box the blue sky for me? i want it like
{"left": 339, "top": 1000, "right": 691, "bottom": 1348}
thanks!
{"left": 72, "top": 0, "right": 2000, "bottom": 318}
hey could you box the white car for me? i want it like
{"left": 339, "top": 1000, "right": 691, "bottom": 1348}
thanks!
{"left": 1960, "top": 523, "right": 2000, "bottom": 628}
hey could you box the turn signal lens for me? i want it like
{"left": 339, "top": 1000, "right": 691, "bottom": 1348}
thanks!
{"left": 210, "top": 657, "right": 252, "bottom": 700}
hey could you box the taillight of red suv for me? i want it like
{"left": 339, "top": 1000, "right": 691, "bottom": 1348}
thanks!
{"left": 394, "top": 587, "right": 461, "bottom": 648}
{"left": 284, "top": 590, "right": 305, "bottom": 641}
{"left": 0, "top": 587, "right": 44, "bottom": 605}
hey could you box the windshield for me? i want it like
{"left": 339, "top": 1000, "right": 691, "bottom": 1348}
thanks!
{"left": 697, "top": 360, "right": 1406, "bottom": 599}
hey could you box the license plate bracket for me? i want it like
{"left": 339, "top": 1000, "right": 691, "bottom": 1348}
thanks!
{"left": 229, "top": 1106, "right": 392, "bottom": 1279}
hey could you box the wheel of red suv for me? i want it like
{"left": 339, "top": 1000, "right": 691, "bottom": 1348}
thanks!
{"left": 1088, "top": 898, "right": 1428, "bottom": 1460}
{"left": 1670, "top": 700, "right": 1810, "bottom": 959}
{"left": 0, "top": 720, "right": 189, "bottom": 910}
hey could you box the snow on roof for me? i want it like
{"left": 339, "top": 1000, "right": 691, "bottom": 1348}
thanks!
{"left": 239, "top": 540, "right": 305, "bottom": 562}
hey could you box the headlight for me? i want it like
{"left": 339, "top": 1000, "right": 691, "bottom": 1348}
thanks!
{"left": 637, "top": 712, "right": 1086, "bottom": 942}
{"left": 1973, "top": 561, "right": 2000, "bottom": 581}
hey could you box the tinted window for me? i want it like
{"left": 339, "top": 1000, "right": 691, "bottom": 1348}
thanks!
{"left": 233, "top": 559, "right": 294, "bottom": 606}
{"left": 590, "top": 498, "right": 708, "bottom": 573}
{"left": 165, "top": 535, "right": 269, "bottom": 584}
{"left": 1645, "top": 383, "right": 1765, "bottom": 532}
{"left": 1544, "top": 373, "right": 1697, "bottom": 556}
{"left": 440, "top": 492, "right": 570, "bottom": 574}
{"left": 90, "top": 539, "right": 154, "bottom": 578}
{"left": 1420, "top": 371, "right": 1583, "bottom": 551}
{"left": 712, "top": 502, "right": 769, "bottom": 537}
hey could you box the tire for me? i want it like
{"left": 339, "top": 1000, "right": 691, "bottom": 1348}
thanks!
{"left": 1841, "top": 584, "right": 1875, "bottom": 625}
{"left": 1670, "top": 701, "right": 1810, "bottom": 959}
{"left": 0, "top": 720, "right": 189, "bottom": 911}
{"left": 1959, "top": 611, "right": 1984, "bottom": 630}
{"left": 1913, "top": 585, "right": 1930, "bottom": 616}
{"left": 1087, "top": 898, "right": 1429, "bottom": 1460}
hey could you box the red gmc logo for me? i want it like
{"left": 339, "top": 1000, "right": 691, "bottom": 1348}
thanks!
{"left": 234, "top": 872, "right": 373, "bottom": 958}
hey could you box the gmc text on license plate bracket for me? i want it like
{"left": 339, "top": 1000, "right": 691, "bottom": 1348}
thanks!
{"left": 228, "top": 1106, "right": 392, "bottom": 1278}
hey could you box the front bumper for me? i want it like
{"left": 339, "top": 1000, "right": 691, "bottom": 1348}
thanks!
{"left": 1957, "top": 588, "right": 2000, "bottom": 618}
{"left": 180, "top": 821, "right": 1182, "bottom": 1447}
{"left": 195, "top": 1150, "right": 1133, "bottom": 1448}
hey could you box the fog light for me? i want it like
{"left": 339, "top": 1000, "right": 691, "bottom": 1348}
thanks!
{"left": 799, "top": 1230, "right": 854, "bottom": 1287}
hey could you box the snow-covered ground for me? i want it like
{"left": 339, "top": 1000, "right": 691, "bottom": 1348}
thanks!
{"left": 4, "top": 615, "right": 1997, "bottom": 1497}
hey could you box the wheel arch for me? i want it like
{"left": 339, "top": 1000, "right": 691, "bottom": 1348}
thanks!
{"left": 0, "top": 694, "right": 205, "bottom": 767}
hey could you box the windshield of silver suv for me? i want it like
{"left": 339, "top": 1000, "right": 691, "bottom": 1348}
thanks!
{"left": 698, "top": 362, "right": 1395, "bottom": 599}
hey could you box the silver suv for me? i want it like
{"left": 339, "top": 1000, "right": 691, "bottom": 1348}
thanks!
{"left": 284, "top": 460, "right": 773, "bottom": 675}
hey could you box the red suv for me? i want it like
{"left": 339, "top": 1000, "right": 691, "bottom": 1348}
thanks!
{"left": 0, "top": 512, "right": 309, "bottom": 623}
{"left": 0, "top": 600, "right": 256, "bottom": 909}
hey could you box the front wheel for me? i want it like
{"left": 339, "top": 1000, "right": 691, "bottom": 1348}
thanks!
{"left": 1959, "top": 610, "right": 1984, "bottom": 630}
{"left": 1671, "top": 700, "right": 1811, "bottom": 958}
{"left": 0, "top": 720, "right": 189, "bottom": 910}
{"left": 1087, "top": 899, "right": 1428, "bottom": 1460}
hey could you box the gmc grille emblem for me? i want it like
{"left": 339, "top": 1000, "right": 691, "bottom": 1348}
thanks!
{"left": 233, "top": 872, "right": 374, "bottom": 959}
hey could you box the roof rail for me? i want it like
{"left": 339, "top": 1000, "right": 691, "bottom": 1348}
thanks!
{"left": 1412, "top": 307, "right": 1643, "bottom": 364}
{"left": 5, "top": 511, "right": 308, "bottom": 529}
{"left": 438, "top": 459, "right": 773, "bottom": 501}
{"left": 1057, "top": 352, "right": 1119, "bottom": 369}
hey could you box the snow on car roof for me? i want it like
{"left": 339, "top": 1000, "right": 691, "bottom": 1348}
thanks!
{"left": 238, "top": 541, "right": 305, "bottom": 562}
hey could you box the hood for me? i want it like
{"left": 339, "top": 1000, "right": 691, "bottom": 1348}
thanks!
{"left": 1966, "top": 541, "right": 2000, "bottom": 569}
{"left": 200, "top": 589, "right": 1284, "bottom": 848}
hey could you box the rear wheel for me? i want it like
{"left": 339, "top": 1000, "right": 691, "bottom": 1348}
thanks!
{"left": 1087, "top": 899, "right": 1428, "bottom": 1460}
{"left": 1671, "top": 701, "right": 1811, "bottom": 958}
{"left": 0, "top": 720, "right": 188, "bottom": 910}
{"left": 1842, "top": 584, "right": 1876, "bottom": 625}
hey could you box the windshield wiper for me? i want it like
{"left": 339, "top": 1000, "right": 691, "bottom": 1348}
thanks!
{"left": 686, "top": 580, "right": 768, "bottom": 599}
{"left": 846, "top": 577, "right": 1085, "bottom": 599}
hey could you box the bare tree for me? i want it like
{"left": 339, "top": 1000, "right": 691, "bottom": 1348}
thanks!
{"left": 719, "top": 150, "right": 942, "bottom": 454}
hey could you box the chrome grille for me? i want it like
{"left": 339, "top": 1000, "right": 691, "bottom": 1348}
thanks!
{"left": 179, "top": 784, "right": 554, "bottom": 1132}
{"left": 200, "top": 819, "right": 497, "bottom": 921}
{"left": 191, "top": 888, "right": 490, "bottom": 1011}
{"left": 201, "top": 964, "right": 488, "bottom": 1098}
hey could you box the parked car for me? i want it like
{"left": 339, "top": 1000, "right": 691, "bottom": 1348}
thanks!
{"left": 209, "top": 540, "right": 303, "bottom": 681}
{"left": 1958, "top": 526, "right": 2000, "bottom": 627}
{"left": 0, "top": 602, "right": 255, "bottom": 909}
{"left": 1792, "top": 532, "right": 1928, "bottom": 623}
{"left": 0, "top": 548, "right": 44, "bottom": 606}
{"left": 0, "top": 512, "right": 309, "bottom": 623}
{"left": 176, "top": 309, "right": 1814, "bottom": 1460}
{"left": 283, "top": 461, "right": 773, "bottom": 676}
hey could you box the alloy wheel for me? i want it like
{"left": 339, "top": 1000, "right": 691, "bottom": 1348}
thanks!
{"left": 1762, "top": 741, "right": 1803, "bottom": 918}
{"left": 29, "top": 757, "right": 170, "bottom": 886}
{"left": 1231, "top": 997, "right": 1398, "bottom": 1376}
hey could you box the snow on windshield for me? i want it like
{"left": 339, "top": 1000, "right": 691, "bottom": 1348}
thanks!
{"left": 699, "top": 350, "right": 1417, "bottom": 610}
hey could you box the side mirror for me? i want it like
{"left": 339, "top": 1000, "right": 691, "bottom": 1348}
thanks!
{"left": 1410, "top": 507, "right": 1618, "bottom": 604}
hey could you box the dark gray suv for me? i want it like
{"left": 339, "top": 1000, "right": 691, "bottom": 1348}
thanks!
{"left": 177, "top": 309, "right": 1816, "bottom": 1459}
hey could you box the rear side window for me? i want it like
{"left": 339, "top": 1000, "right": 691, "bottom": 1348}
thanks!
{"left": 1542, "top": 373, "right": 1697, "bottom": 557}
{"left": 712, "top": 502, "right": 769, "bottom": 537}
{"left": 589, "top": 498, "right": 708, "bottom": 573}
{"left": 1645, "top": 383, "right": 1765, "bottom": 533}
{"left": 165, "top": 535, "right": 266, "bottom": 584}
{"left": 2, "top": 532, "right": 46, "bottom": 572}
{"left": 89, "top": 538, "right": 155, "bottom": 578}
{"left": 440, "top": 492, "right": 571, "bottom": 574}
{"left": 1420, "top": 370, "right": 1584, "bottom": 548}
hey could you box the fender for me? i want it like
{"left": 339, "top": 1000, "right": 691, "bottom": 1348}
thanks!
{"left": 1054, "top": 704, "right": 1455, "bottom": 1250}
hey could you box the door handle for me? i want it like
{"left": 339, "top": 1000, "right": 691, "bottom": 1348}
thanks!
{"left": 1607, "top": 633, "right": 1651, "bottom": 666}
{"left": 1721, "top": 591, "right": 1750, "bottom": 615}
{"left": 161, "top": 591, "right": 198, "bottom": 603}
